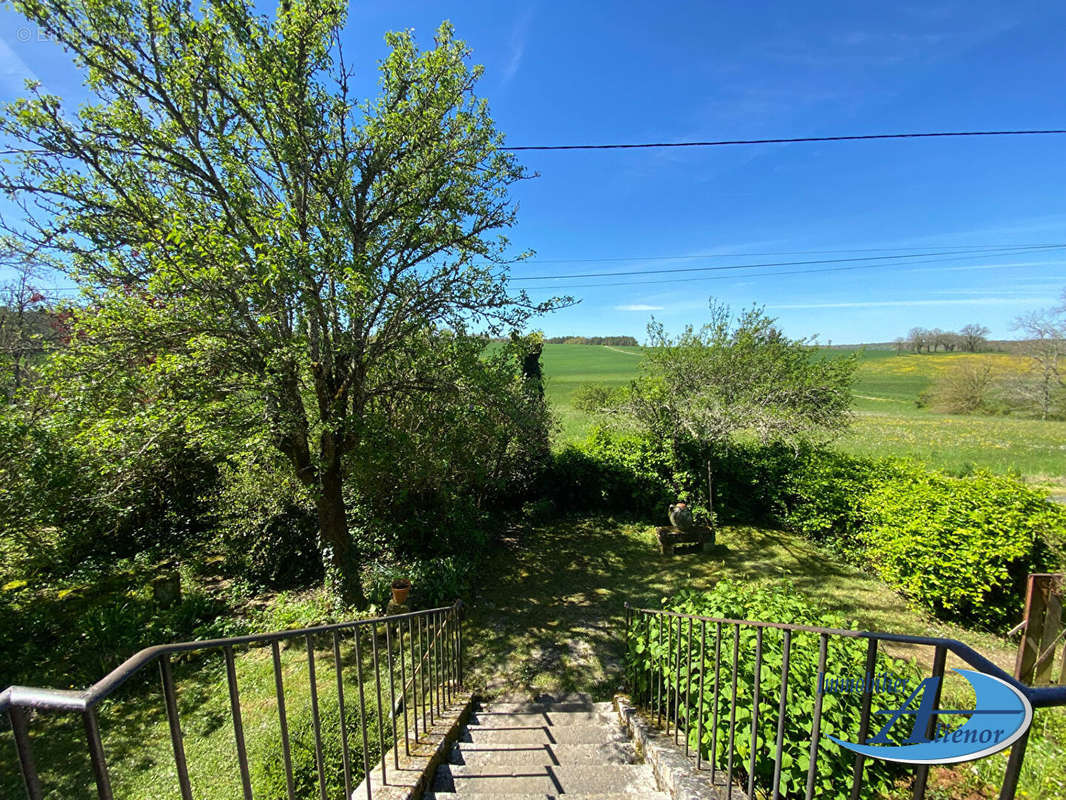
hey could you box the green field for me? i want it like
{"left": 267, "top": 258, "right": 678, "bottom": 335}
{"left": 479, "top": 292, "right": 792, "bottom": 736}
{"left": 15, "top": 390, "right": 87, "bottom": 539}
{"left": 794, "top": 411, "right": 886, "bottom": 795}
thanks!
{"left": 541, "top": 344, "right": 1066, "bottom": 482}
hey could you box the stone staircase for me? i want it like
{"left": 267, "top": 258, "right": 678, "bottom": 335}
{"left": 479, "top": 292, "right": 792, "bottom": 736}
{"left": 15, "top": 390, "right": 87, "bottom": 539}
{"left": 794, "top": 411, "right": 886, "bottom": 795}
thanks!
{"left": 423, "top": 695, "right": 667, "bottom": 799}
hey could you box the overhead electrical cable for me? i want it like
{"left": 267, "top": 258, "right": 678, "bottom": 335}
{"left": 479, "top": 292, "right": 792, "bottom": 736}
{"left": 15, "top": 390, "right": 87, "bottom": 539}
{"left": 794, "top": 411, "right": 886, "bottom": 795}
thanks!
{"left": 514, "top": 248, "right": 1066, "bottom": 291}
{"left": 503, "top": 129, "right": 1066, "bottom": 151}
{"left": 506, "top": 242, "right": 1066, "bottom": 265}
{"left": 507, "top": 244, "right": 1066, "bottom": 282}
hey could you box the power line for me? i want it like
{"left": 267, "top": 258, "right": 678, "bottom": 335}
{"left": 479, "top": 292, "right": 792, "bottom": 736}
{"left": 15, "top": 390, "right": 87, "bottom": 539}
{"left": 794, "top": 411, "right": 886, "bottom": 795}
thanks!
{"left": 508, "top": 242, "right": 1066, "bottom": 266}
{"left": 515, "top": 250, "right": 1066, "bottom": 291}
{"left": 504, "top": 129, "right": 1066, "bottom": 152}
{"left": 508, "top": 244, "right": 1066, "bottom": 282}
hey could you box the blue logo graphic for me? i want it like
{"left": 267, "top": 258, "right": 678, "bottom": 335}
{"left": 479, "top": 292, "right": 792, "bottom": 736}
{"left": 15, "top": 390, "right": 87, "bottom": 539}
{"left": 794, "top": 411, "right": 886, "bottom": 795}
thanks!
{"left": 828, "top": 669, "right": 1032, "bottom": 765}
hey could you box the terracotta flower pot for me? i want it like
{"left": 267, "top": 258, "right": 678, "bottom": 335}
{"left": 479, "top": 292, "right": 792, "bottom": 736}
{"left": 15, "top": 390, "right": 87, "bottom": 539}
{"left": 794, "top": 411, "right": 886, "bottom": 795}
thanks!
{"left": 391, "top": 580, "right": 411, "bottom": 605}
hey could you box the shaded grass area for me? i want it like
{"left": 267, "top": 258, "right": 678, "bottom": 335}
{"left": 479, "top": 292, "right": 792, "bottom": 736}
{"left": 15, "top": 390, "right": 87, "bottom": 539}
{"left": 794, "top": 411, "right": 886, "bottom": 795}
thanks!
{"left": 464, "top": 515, "right": 1066, "bottom": 799}
{"left": 463, "top": 516, "right": 1019, "bottom": 700}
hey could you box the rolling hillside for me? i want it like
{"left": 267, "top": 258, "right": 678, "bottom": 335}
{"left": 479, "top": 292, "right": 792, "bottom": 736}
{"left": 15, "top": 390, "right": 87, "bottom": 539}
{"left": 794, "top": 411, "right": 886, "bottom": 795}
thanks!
{"left": 540, "top": 344, "right": 1066, "bottom": 481}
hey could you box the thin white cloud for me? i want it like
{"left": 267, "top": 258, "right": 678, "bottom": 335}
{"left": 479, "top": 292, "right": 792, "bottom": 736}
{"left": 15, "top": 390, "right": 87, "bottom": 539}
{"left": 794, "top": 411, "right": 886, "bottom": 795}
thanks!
{"left": 941, "top": 260, "right": 1066, "bottom": 271}
{"left": 501, "top": 9, "right": 534, "bottom": 85}
{"left": 0, "top": 35, "right": 40, "bottom": 95}
{"left": 615, "top": 304, "right": 664, "bottom": 312}
{"left": 770, "top": 298, "right": 1046, "bottom": 310}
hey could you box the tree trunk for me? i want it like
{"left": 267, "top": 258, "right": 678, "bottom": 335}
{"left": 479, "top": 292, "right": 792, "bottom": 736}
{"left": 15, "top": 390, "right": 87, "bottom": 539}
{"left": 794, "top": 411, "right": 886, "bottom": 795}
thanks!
{"left": 706, "top": 458, "right": 715, "bottom": 527}
{"left": 316, "top": 455, "right": 367, "bottom": 608}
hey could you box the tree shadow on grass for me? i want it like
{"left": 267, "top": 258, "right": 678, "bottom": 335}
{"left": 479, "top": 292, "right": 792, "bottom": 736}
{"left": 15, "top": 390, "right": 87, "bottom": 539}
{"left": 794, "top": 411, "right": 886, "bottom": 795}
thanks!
{"left": 462, "top": 515, "right": 1017, "bottom": 701}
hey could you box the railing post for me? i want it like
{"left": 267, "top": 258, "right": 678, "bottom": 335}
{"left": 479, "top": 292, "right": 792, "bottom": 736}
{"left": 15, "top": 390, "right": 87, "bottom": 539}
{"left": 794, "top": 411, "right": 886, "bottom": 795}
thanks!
{"left": 696, "top": 619, "right": 706, "bottom": 770}
{"left": 224, "top": 645, "right": 254, "bottom": 800}
{"left": 747, "top": 627, "right": 764, "bottom": 798}
{"left": 726, "top": 625, "right": 740, "bottom": 797}
{"left": 433, "top": 611, "right": 442, "bottom": 716}
{"left": 159, "top": 655, "right": 193, "bottom": 800}
{"left": 271, "top": 641, "right": 297, "bottom": 800}
{"left": 804, "top": 634, "right": 829, "bottom": 800}
{"left": 674, "top": 615, "right": 683, "bottom": 744}
{"left": 353, "top": 626, "right": 372, "bottom": 800}
{"left": 685, "top": 617, "right": 693, "bottom": 756}
{"left": 398, "top": 618, "right": 410, "bottom": 755}
{"left": 304, "top": 636, "right": 328, "bottom": 800}
{"left": 771, "top": 629, "right": 792, "bottom": 800}
{"left": 912, "top": 645, "right": 947, "bottom": 800}
{"left": 998, "top": 727, "right": 1031, "bottom": 800}
{"left": 420, "top": 615, "right": 431, "bottom": 729}
{"left": 656, "top": 614, "right": 664, "bottom": 728}
{"left": 372, "top": 621, "right": 386, "bottom": 787}
{"left": 385, "top": 621, "right": 399, "bottom": 771}
{"left": 457, "top": 602, "right": 464, "bottom": 689}
{"left": 83, "top": 706, "right": 114, "bottom": 800}
{"left": 332, "top": 630, "right": 353, "bottom": 799}
{"left": 644, "top": 613, "right": 651, "bottom": 710}
{"left": 710, "top": 622, "right": 722, "bottom": 783}
{"left": 8, "top": 707, "right": 43, "bottom": 800}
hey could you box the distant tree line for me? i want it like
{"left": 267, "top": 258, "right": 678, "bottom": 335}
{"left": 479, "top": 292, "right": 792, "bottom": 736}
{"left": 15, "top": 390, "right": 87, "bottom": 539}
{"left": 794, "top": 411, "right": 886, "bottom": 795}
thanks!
{"left": 543, "top": 335, "right": 639, "bottom": 346}
{"left": 895, "top": 323, "right": 990, "bottom": 354}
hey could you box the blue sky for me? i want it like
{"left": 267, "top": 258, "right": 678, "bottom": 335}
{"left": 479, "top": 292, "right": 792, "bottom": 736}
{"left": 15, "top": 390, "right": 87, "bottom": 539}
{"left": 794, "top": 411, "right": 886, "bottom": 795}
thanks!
{"left": 2, "top": 0, "right": 1065, "bottom": 342}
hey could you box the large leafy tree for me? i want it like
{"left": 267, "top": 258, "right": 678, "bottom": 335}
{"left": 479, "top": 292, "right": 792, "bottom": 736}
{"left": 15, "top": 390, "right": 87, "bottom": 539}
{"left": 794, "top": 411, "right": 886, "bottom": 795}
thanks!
{"left": 0, "top": 0, "right": 562, "bottom": 604}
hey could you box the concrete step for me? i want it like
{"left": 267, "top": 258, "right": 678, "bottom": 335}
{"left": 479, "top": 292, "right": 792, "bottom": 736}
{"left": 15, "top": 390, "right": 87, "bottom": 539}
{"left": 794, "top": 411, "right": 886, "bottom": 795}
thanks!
{"left": 468, "top": 710, "right": 617, "bottom": 728}
{"left": 424, "top": 794, "right": 671, "bottom": 800}
{"left": 476, "top": 701, "right": 614, "bottom": 714}
{"left": 431, "top": 764, "right": 658, "bottom": 795}
{"left": 449, "top": 742, "right": 636, "bottom": 766}
{"left": 460, "top": 724, "right": 629, "bottom": 745}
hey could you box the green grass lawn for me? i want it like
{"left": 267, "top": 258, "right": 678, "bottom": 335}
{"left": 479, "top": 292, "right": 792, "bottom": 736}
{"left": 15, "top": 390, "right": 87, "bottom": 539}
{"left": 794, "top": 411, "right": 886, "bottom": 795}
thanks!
{"left": 540, "top": 344, "right": 1066, "bottom": 481}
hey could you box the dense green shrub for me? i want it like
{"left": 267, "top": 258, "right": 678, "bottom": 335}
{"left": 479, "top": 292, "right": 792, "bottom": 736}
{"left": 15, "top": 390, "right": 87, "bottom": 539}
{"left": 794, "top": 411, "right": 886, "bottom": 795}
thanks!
{"left": 778, "top": 447, "right": 892, "bottom": 544}
{"left": 628, "top": 581, "right": 915, "bottom": 800}
{"left": 214, "top": 457, "right": 322, "bottom": 591}
{"left": 0, "top": 562, "right": 225, "bottom": 687}
{"left": 859, "top": 468, "right": 1065, "bottom": 628}
{"left": 546, "top": 429, "right": 675, "bottom": 514}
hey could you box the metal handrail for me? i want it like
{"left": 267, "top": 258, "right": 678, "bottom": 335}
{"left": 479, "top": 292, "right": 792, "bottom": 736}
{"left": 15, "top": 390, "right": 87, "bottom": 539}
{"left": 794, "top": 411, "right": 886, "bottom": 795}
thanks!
{"left": 3, "top": 599, "right": 464, "bottom": 800}
{"left": 0, "top": 603, "right": 457, "bottom": 715}
{"left": 623, "top": 602, "right": 1064, "bottom": 800}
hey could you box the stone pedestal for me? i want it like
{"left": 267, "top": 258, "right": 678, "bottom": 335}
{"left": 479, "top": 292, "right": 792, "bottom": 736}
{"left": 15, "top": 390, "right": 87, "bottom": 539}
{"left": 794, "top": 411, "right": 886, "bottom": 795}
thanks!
{"left": 655, "top": 525, "right": 713, "bottom": 555}
{"left": 386, "top": 599, "right": 410, "bottom": 616}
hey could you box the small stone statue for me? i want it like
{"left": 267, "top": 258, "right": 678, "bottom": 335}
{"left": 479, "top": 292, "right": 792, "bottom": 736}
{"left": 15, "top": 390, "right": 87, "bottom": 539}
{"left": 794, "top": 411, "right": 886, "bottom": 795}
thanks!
{"left": 668, "top": 502, "right": 693, "bottom": 531}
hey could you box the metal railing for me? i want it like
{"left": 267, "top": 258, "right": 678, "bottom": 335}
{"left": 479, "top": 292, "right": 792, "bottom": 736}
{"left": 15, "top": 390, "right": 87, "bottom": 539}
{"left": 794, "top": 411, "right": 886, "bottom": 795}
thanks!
{"left": 2, "top": 600, "right": 463, "bottom": 800}
{"left": 624, "top": 603, "right": 1066, "bottom": 800}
